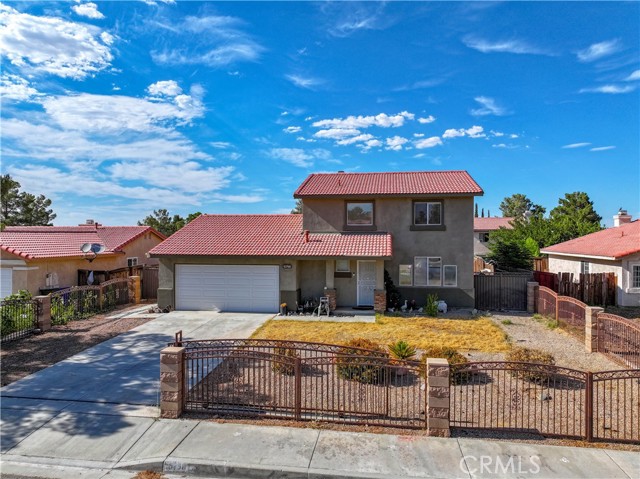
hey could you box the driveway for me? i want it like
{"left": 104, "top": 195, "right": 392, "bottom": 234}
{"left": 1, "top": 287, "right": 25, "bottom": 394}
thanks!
{"left": 0, "top": 311, "right": 271, "bottom": 407}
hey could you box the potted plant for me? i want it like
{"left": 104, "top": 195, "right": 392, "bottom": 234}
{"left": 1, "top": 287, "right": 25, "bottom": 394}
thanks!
{"left": 279, "top": 303, "right": 287, "bottom": 316}
{"left": 388, "top": 339, "right": 417, "bottom": 376}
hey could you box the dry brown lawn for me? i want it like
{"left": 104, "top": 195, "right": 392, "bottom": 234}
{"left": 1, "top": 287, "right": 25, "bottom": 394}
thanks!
{"left": 251, "top": 315, "right": 510, "bottom": 352}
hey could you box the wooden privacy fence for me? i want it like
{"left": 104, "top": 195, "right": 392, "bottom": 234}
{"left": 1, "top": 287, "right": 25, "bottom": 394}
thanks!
{"left": 474, "top": 272, "right": 533, "bottom": 311}
{"left": 160, "top": 338, "right": 640, "bottom": 443}
{"left": 142, "top": 266, "right": 159, "bottom": 300}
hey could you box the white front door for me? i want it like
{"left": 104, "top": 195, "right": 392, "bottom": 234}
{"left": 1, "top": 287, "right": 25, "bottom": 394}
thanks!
{"left": 357, "top": 261, "right": 376, "bottom": 306}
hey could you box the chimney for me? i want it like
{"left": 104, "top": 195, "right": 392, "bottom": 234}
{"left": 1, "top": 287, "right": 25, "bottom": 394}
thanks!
{"left": 304, "top": 230, "right": 310, "bottom": 243}
{"left": 84, "top": 219, "right": 95, "bottom": 225}
{"left": 613, "top": 208, "right": 632, "bottom": 227}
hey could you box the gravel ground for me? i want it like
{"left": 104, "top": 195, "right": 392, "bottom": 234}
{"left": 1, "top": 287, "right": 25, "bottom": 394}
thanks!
{"left": 468, "top": 312, "right": 623, "bottom": 371}
{"left": 1, "top": 303, "right": 155, "bottom": 386}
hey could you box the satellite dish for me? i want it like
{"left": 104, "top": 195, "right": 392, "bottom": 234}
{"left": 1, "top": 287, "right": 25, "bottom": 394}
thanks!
{"left": 81, "top": 243, "right": 92, "bottom": 253}
{"left": 90, "top": 244, "right": 105, "bottom": 254}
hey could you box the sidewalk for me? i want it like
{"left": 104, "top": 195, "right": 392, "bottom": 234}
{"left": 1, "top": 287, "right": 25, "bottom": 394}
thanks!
{"left": 1, "top": 397, "right": 638, "bottom": 479}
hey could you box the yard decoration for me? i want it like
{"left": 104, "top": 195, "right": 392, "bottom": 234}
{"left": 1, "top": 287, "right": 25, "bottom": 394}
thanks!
{"left": 336, "top": 338, "right": 389, "bottom": 384}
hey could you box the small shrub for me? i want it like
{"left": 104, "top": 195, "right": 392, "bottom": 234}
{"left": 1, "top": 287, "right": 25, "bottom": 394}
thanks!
{"left": 1, "top": 290, "right": 35, "bottom": 337}
{"left": 505, "top": 347, "right": 556, "bottom": 383}
{"left": 421, "top": 346, "right": 469, "bottom": 384}
{"left": 424, "top": 294, "right": 438, "bottom": 317}
{"left": 336, "top": 338, "right": 389, "bottom": 384}
{"left": 501, "top": 319, "right": 513, "bottom": 325}
{"left": 388, "top": 339, "right": 417, "bottom": 361}
{"left": 272, "top": 347, "right": 298, "bottom": 376}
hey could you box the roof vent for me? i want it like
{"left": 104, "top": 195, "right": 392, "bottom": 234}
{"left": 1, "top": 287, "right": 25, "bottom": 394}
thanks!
{"left": 338, "top": 170, "right": 345, "bottom": 173}
{"left": 85, "top": 219, "right": 95, "bottom": 225}
{"left": 613, "top": 208, "right": 631, "bottom": 227}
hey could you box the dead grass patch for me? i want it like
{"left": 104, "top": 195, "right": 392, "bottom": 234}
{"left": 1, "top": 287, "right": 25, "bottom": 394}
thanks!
{"left": 251, "top": 315, "right": 510, "bottom": 352}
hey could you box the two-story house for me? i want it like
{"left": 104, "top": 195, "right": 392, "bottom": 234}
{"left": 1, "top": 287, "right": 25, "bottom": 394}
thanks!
{"left": 149, "top": 170, "right": 483, "bottom": 312}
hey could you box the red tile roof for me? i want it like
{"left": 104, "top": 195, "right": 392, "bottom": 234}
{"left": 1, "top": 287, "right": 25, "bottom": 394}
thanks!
{"left": 0, "top": 225, "right": 164, "bottom": 260}
{"left": 149, "top": 214, "right": 393, "bottom": 258}
{"left": 541, "top": 221, "right": 640, "bottom": 260}
{"left": 474, "top": 217, "right": 514, "bottom": 231}
{"left": 294, "top": 170, "right": 483, "bottom": 197}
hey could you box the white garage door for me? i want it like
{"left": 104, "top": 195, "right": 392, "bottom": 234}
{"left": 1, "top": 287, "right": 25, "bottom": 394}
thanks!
{"left": 175, "top": 264, "right": 279, "bottom": 312}
{"left": 0, "top": 268, "right": 13, "bottom": 299}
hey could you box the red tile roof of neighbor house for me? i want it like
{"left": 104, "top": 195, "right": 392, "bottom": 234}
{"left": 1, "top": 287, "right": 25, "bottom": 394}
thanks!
{"left": 0, "top": 225, "right": 164, "bottom": 260}
{"left": 473, "top": 217, "right": 514, "bottom": 231}
{"left": 294, "top": 170, "right": 483, "bottom": 197}
{"left": 540, "top": 220, "right": 640, "bottom": 260}
{"left": 149, "top": 214, "right": 393, "bottom": 257}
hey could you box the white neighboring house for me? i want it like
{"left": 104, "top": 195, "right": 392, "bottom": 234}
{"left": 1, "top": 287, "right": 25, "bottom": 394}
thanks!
{"left": 540, "top": 210, "right": 640, "bottom": 307}
{"left": 473, "top": 217, "right": 513, "bottom": 257}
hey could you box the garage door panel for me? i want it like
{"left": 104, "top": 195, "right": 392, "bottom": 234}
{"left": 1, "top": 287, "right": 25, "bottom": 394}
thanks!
{"left": 176, "top": 264, "right": 279, "bottom": 312}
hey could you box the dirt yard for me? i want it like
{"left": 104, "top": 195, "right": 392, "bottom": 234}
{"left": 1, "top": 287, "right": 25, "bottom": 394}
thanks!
{"left": 1, "top": 304, "right": 155, "bottom": 386}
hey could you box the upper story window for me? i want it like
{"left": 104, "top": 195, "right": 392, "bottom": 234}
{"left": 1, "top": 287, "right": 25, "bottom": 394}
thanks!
{"left": 413, "top": 201, "right": 442, "bottom": 226}
{"left": 479, "top": 232, "right": 490, "bottom": 243}
{"left": 346, "top": 202, "right": 374, "bottom": 226}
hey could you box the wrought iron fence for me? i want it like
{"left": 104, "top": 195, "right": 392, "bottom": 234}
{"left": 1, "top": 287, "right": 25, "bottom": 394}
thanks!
{"left": 0, "top": 299, "right": 39, "bottom": 342}
{"left": 536, "top": 286, "right": 557, "bottom": 318}
{"left": 592, "top": 369, "right": 640, "bottom": 443}
{"left": 597, "top": 313, "right": 640, "bottom": 369}
{"left": 101, "top": 278, "right": 130, "bottom": 312}
{"left": 181, "top": 339, "right": 425, "bottom": 429}
{"left": 450, "top": 361, "right": 589, "bottom": 439}
{"left": 556, "top": 296, "right": 587, "bottom": 340}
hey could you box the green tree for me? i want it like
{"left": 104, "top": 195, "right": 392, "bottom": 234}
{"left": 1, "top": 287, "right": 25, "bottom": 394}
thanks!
{"left": 548, "top": 192, "right": 602, "bottom": 243}
{"left": 291, "top": 199, "right": 303, "bottom": 214}
{"left": 499, "top": 193, "right": 545, "bottom": 219}
{"left": 486, "top": 235, "right": 534, "bottom": 271}
{"left": 1, "top": 175, "right": 56, "bottom": 228}
{"left": 474, "top": 203, "right": 478, "bottom": 218}
{"left": 138, "top": 210, "right": 202, "bottom": 236}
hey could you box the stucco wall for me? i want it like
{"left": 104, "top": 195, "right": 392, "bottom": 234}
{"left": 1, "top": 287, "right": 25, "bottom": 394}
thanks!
{"left": 299, "top": 260, "right": 326, "bottom": 302}
{"left": 302, "top": 196, "right": 475, "bottom": 307}
{"left": 547, "top": 254, "right": 640, "bottom": 307}
{"left": 1, "top": 233, "right": 162, "bottom": 296}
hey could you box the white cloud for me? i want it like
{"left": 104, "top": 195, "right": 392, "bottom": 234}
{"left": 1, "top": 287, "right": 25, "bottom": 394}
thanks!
{"left": 385, "top": 136, "right": 409, "bottom": 151}
{"left": 285, "top": 74, "right": 324, "bottom": 90}
{"left": 579, "top": 84, "right": 636, "bottom": 94}
{"left": 625, "top": 70, "right": 640, "bottom": 81}
{"left": 562, "top": 142, "right": 591, "bottom": 149}
{"left": 414, "top": 136, "right": 443, "bottom": 149}
{"left": 590, "top": 146, "right": 616, "bottom": 152}
{"left": 147, "top": 80, "right": 183, "bottom": 97}
{"left": 413, "top": 133, "right": 425, "bottom": 138}
{"left": 212, "top": 193, "right": 263, "bottom": 204}
{"left": 577, "top": 39, "right": 621, "bottom": 62}
{"left": 268, "top": 148, "right": 314, "bottom": 168}
{"left": 492, "top": 143, "right": 518, "bottom": 149}
{"left": 0, "top": 4, "right": 113, "bottom": 79}
{"left": 490, "top": 130, "right": 504, "bottom": 137}
{"left": 509, "top": 133, "right": 519, "bottom": 139}
{"left": 210, "top": 141, "right": 232, "bottom": 149}
{"left": 283, "top": 126, "right": 302, "bottom": 134}
{"left": 313, "top": 112, "right": 414, "bottom": 130}
{"left": 471, "top": 96, "right": 508, "bottom": 116}
{"left": 314, "top": 128, "right": 361, "bottom": 140}
{"left": 443, "top": 126, "right": 485, "bottom": 139}
{"left": 324, "top": 2, "right": 389, "bottom": 38}
{"left": 296, "top": 136, "right": 316, "bottom": 143}
{"left": 463, "top": 36, "right": 552, "bottom": 55}
{"left": 358, "top": 139, "right": 383, "bottom": 151}
{"left": 0, "top": 74, "right": 43, "bottom": 102}
{"left": 336, "top": 134, "right": 375, "bottom": 146}
{"left": 150, "top": 14, "right": 263, "bottom": 67}
{"left": 71, "top": 2, "right": 105, "bottom": 19}
{"left": 417, "top": 115, "right": 436, "bottom": 124}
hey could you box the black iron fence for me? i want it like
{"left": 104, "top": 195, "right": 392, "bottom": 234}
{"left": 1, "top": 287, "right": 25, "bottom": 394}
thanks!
{"left": 474, "top": 272, "right": 533, "bottom": 311}
{"left": 0, "top": 299, "right": 39, "bottom": 342}
{"left": 180, "top": 339, "right": 425, "bottom": 429}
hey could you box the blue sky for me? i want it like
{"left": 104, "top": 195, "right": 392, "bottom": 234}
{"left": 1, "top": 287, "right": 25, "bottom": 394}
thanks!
{"left": 1, "top": 1, "right": 638, "bottom": 227}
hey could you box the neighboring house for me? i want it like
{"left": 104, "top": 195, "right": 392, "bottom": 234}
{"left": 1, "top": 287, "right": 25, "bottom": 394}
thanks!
{"left": 150, "top": 170, "right": 483, "bottom": 313}
{"left": 541, "top": 210, "right": 640, "bottom": 307}
{"left": 0, "top": 221, "right": 165, "bottom": 298}
{"left": 473, "top": 217, "right": 513, "bottom": 256}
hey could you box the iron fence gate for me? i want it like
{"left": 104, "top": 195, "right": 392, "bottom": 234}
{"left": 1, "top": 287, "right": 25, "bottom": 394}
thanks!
{"left": 0, "top": 299, "right": 39, "bottom": 342}
{"left": 474, "top": 272, "right": 533, "bottom": 311}
{"left": 597, "top": 313, "right": 640, "bottom": 369}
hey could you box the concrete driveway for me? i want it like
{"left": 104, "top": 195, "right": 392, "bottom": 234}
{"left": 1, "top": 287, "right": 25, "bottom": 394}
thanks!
{"left": 0, "top": 311, "right": 271, "bottom": 408}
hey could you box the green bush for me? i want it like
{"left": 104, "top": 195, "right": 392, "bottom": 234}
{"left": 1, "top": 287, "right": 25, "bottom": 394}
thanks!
{"left": 336, "top": 338, "right": 389, "bottom": 384}
{"left": 388, "top": 340, "right": 417, "bottom": 361}
{"left": 1, "top": 290, "right": 35, "bottom": 337}
{"left": 424, "top": 294, "right": 438, "bottom": 317}
{"left": 271, "top": 347, "right": 298, "bottom": 376}
{"left": 420, "top": 346, "right": 469, "bottom": 384}
{"left": 505, "top": 347, "right": 555, "bottom": 382}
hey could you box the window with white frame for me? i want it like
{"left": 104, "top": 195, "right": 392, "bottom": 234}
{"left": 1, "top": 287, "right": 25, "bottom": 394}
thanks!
{"left": 413, "top": 202, "right": 442, "bottom": 226}
{"left": 632, "top": 264, "right": 640, "bottom": 289}
{"left": 581, "top": 261, "right": 590, "bottom": 275}
{"left": 127, "top": 257, "right": 138, "bottom": 267}
{"left": 414, "top": 257, "right": 457, "bottom": 287}
{"left": 443, "top": 265, "right": 457, "bottom": 287}
{"left": 346, "top": 202, "right": 374, "bottom": 226}
{"left": 399, "top": 264, "right": 412, "bottom": 286}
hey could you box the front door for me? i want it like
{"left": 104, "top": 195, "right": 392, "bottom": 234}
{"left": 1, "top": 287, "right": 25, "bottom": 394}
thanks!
{"left": 357, "top": 260, "right": 376, "bottom": 306}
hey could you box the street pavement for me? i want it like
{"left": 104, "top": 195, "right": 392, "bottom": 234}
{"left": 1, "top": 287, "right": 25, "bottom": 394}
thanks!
{"left": 1, "top": 309, "right": 638, "bottom": 479}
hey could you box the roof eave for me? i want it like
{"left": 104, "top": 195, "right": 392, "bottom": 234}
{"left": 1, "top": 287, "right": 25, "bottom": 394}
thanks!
{"left": 540, "top": 250, "right": 620, "bottom": 261}
{"left": 294, "top": 191, "right": 483, "bottom": 199}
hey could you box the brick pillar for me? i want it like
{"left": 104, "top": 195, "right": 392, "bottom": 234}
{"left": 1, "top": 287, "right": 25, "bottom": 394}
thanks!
{"left": 374, "top": 289, "right": 386, "bottom": 313}
{"left": 527, "top": 281, "right": 539, "bottom": 314}
{"left": 323, "top": 287, "right": 337, "bottom": 311}
{"left": 34, "top": 295, "right": 51, "bottom": 332}
{"left": 426, "top": 358, "right": 450, "bottom": 437}
{"left": 129, "top": 276, "right": 141, "bottom": 304}
{"left": 160, "top": 346, "right": 185, "bottom": 419}
{"left": 585, "top": 306, "right": 604, "bottom": 353}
